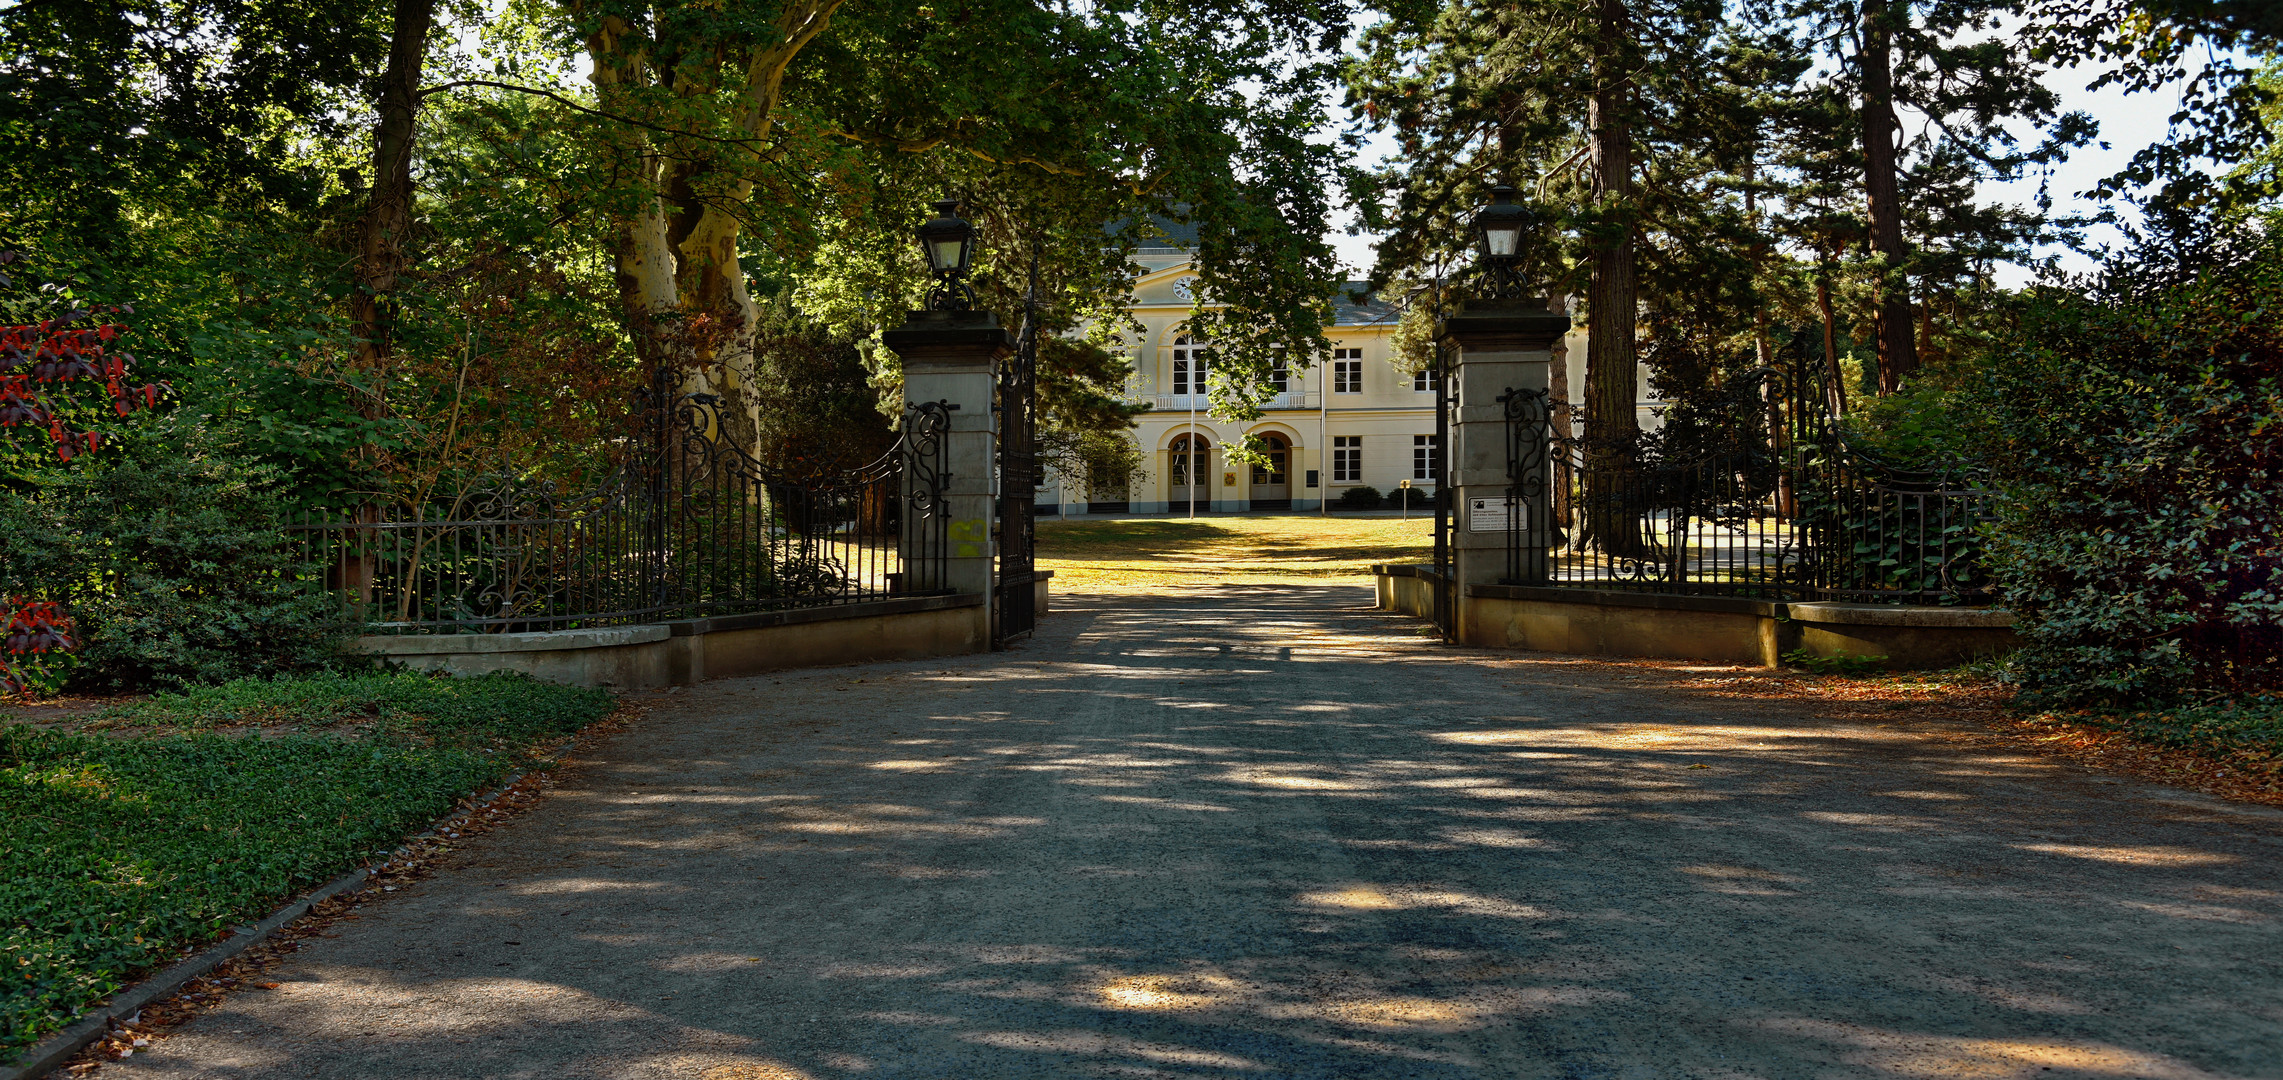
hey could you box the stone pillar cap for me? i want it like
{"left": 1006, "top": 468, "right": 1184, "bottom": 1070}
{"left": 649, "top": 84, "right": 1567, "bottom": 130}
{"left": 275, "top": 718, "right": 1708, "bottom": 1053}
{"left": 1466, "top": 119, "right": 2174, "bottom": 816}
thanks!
{"left": 1436, "top": 298, "right": 1570, "bottom": 350}
{"left": 882, "top": 309, "right": 1013, "bottom": 354}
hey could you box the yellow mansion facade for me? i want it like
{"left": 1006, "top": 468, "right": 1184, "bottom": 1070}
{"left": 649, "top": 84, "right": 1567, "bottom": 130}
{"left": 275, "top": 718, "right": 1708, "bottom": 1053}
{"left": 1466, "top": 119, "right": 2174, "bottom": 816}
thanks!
{"left": 1041, "top": 244, "right": 1651, "bottom": 515}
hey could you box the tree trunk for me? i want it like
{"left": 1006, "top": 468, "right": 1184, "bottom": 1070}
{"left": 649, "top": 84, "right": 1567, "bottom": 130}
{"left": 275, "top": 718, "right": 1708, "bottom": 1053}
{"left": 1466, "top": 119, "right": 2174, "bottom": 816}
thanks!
{"left": 1583, "top": 0, "right": 1644, "bottom": 560}
{"left": 350, "top": 0, "right": 434, "bottom": 389}
{"left": 583, "top": 1, "right": 842, "bottom": 455}
{"left": 1859, "top": 0, "right": 1918, "bottom": 394}
{"left": 342, "top": 0, "right": 435, "bottom": 604}
{"left": 1816, "top": 248, "right": 1848, "bottom": 419}
{"left": 1744, "top": 172, "right": 1791, "bottom": 517}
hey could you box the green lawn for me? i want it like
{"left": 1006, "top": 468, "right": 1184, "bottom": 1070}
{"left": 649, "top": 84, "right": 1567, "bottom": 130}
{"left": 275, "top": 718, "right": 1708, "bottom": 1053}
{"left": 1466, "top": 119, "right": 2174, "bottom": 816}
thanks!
{"left": 0, "top": 671, "right": 617, "bottom": 1061}
{"left": 1037, "top": 514, "right": 1434, "bottom": 590}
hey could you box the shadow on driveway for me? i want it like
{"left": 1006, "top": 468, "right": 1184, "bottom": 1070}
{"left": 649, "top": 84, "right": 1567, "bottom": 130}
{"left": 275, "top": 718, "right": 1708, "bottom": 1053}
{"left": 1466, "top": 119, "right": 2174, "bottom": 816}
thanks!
{"left": 110, "top": 585, "right": 2283, "bottom": 1080}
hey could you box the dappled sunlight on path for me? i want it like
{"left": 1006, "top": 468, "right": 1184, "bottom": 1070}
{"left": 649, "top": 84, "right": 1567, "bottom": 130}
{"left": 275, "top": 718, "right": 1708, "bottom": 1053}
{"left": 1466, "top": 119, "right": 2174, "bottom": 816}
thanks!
{"left": 111, "top": 586, "right": 2283, "bottom": 1079}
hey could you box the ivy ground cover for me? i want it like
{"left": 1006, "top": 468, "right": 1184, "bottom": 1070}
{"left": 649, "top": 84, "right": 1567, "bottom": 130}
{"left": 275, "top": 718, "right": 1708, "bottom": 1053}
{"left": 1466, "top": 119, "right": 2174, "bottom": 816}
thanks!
{"left": 1, "top": 671, "right": 616, "bottom": 1061}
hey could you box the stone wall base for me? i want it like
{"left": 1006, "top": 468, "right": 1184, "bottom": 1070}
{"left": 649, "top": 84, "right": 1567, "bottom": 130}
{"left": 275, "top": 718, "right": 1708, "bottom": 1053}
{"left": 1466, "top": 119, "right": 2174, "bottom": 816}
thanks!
{"left": 1373, "top": 565, "right": 2015, "bottom": 670}
{"left": 359, "top": 592, "right": 994, "bottom": 689}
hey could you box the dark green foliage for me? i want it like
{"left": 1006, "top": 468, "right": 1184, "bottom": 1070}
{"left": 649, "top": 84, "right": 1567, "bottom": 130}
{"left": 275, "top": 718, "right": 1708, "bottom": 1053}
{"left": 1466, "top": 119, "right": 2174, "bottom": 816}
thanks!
{"left": 1976, "top": 226, "right": 2283, "bottom": 705}
{"left": 749, "top": 303, "right": 895, "bottom": 470}
{"left": 0, "top": 0, "right": 382, "bottom": 246}
{"left": 1336, "top": 485, "right": 1383, "bottom": 509}
{"left": 1781, "top": 648, "right": 1888, "bottom": 674}
{"left": 2072, "top": 694, "right": 2283, "bottom": 766}
{"left": 1384, "top": 486, "right": 1433, "bottom": 509}
{"left": 0, "top": 671, "right": 611, "bottom": 1060}
{"left": 0, "top": 444, "right": 356, "bottom": 690}
{"left": 101, "top": 669, "right": 617, "bottom": 749}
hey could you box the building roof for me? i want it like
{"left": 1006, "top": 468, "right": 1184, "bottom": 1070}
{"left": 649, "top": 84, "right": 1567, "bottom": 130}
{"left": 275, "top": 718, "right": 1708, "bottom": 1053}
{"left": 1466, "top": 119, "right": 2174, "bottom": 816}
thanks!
{"left": 1105, "top": 214, "right": 1199, "bottom": 252}
{"left": 1333, "top": 284, "right": 1398, "bottom": 327}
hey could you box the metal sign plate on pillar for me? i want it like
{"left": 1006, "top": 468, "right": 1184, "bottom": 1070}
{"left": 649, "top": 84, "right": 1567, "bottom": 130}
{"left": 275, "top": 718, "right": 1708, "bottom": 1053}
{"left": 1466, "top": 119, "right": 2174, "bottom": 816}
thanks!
{"left": 1468, "top": 497, "right": 1520, "bottom": 532}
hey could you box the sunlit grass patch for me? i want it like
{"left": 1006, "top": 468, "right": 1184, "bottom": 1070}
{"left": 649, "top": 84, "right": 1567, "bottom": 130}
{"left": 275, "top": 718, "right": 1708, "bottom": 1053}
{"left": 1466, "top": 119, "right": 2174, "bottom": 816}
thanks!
{"left": 1037, "top": 515, "right": 1433, "bottom": 590}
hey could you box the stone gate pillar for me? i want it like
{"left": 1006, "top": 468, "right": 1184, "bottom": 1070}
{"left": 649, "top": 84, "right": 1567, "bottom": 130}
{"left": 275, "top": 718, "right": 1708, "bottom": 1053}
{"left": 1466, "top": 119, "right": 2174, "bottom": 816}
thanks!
{"left": 1439, "top": 298, "right": 1571, "bottom": 637}
{"left": 885, "top": 309, "right": 1009, "bottom": 643}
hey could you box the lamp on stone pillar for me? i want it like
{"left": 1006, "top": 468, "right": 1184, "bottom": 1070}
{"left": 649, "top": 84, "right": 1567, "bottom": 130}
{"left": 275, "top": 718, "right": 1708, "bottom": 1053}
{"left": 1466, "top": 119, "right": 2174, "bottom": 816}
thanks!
{"left": 1436, "top": 185, "right": 1571, "bottom": 641}
{"left": 1471, "top": 184, "right": 1536, "bottom": 299}
{"left": 883, "top": 197, "right": 1007, "bottom": 649}
{"left": 916, "top": 199, "right": 978, "bottom": 311}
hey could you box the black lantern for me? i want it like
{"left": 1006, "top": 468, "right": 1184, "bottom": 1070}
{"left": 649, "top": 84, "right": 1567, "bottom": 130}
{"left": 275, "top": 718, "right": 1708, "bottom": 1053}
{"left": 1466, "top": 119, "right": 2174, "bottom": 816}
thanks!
{"left": 1472, "top": 184, "right": 1531, "bottom": 273}
{"left": 917, "top": 198, "right": 977, "bottom": 311}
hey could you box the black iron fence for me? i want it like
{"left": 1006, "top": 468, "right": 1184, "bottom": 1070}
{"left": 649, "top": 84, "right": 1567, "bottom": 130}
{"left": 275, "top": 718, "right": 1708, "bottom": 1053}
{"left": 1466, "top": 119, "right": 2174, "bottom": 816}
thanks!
{"left": 290, "top": 395, "right": 952, "bottom": 635}
{"left": 1503, "top": 349, "right": 1989, "bottom": 605}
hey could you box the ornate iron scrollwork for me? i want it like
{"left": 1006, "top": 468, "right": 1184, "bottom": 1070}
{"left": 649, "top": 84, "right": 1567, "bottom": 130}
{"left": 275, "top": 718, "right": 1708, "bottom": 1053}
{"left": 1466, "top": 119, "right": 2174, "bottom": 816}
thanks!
{"left": 904, "top": 399, "right": 954, "bottom": 519}
{"left": 1498, "top": 386, "right": 1553, "bottom": 584}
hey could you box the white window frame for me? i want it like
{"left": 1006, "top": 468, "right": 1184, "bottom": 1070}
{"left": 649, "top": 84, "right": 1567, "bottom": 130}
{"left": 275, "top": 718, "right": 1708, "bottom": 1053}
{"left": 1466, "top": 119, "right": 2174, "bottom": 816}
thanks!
{"left": 1413, "top": 368, "right": 1440, "bottom": 392}
{"left": 1332, "top": 348, "right": 1363, "bottom": 394}
{"left": 1412, "top": 434, "right": 1439, "bottom": 481}
{"left": 1170, "top": 335, "right": 1209, "bottom": 397}
{"left": 1332, "top": 435, "right": 1362, "bottom": 484}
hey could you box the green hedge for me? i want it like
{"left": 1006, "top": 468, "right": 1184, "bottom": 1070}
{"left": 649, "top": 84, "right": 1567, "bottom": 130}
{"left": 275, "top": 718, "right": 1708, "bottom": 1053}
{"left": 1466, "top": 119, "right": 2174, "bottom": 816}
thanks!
{"left": 0, "top": 445, "right": 357, "bottom": 692}
{"left": 1974, "top": 229, "right": 2282, "bottom": 705}
{"left": 0, "top": 671, "right": 615, "bottom": 1061}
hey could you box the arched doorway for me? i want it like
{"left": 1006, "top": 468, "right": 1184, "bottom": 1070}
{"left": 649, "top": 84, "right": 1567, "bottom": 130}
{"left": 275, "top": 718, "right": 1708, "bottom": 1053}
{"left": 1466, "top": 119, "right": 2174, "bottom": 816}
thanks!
{"left": 1170, "top": 433, "right": 1211, "bottom": 514}
{"left": 1251, "top": 432, "right": 1291, "bottom": 510}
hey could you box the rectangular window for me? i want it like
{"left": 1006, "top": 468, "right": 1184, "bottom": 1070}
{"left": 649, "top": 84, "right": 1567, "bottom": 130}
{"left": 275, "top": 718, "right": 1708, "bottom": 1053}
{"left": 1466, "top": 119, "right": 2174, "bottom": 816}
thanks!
{"left": 1270, "top": 358, "right": 1289, "bottom": 394}
{"left": 1413, "top": 434, "right": 1439, "bottom": 481}
{"left": 1413, "top": 368, "right": 1440, "bottom": 392}
{"left": 1333, "top": 348, "right": 1363, "bottom": 394}
{"left": 1333, "top": 435, "right": 1361, "bottom": 483}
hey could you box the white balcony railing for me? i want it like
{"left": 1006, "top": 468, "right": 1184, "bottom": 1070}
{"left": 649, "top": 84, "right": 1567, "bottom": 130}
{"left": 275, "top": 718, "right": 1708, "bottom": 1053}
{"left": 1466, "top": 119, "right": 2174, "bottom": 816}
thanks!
{"left": 1151, "top": 392, "right": 1315, "bottom": 411}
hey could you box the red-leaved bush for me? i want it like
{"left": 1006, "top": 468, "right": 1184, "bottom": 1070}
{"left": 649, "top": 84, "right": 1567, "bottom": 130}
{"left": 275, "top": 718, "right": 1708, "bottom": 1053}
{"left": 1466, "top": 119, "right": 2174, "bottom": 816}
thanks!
{"left": 1, "top": 599, "right": 74, "bottom": 696}
{"left": 0, "top": 255, "right": 165, "bottom": 696}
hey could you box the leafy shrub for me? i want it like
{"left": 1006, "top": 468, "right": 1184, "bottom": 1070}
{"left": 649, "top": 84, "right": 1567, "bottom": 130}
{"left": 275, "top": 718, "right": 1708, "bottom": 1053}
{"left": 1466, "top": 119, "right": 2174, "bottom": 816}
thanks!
{"left": 1972, "top": 226, "right": 2282, "bottom": 705}
{"left": 1385, "top": 485, "right": 1437, "bottom": 510}
{"left": 1335, "top": 485, "right": 1382, "bottom": 509}
{"left": 0, "top": 443, "right": 357, "bottom": 691}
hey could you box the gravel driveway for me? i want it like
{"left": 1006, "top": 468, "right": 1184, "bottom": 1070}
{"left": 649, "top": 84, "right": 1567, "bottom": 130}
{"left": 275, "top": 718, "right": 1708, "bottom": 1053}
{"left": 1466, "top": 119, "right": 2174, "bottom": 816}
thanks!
{"left": 104, "top": 586, "right": 2283, "bottom": 1079}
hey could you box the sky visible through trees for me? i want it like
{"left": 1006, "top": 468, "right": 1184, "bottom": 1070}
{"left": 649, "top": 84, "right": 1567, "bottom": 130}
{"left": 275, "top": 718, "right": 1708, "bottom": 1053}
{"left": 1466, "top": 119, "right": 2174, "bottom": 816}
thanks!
{"left": 1327, "top": 41, "right": 2258, "bottom": 282}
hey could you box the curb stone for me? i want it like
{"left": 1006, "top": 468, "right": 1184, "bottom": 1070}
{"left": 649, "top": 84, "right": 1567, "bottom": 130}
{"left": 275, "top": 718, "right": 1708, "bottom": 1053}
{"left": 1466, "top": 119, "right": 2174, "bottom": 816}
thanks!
{"left": 3, "top": 753, "right": 571, "bottom": 1080}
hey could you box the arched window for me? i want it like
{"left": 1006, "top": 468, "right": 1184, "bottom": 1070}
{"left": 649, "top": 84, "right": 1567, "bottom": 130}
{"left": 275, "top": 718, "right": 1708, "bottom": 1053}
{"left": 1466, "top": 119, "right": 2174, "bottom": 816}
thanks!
{"left": 1252, "top": 434, "right": 1290, "bottom": 485}
{"left": 1170, "top": 334, "right": 1211, "bottom": 397}
{"left": 1170, "top": 433, "right": 1210, "bottom": 484}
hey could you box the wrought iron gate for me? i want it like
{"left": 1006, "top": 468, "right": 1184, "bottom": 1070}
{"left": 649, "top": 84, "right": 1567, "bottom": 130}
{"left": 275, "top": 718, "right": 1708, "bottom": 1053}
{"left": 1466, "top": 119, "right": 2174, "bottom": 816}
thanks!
{"left": 1429, "top": 334, "right": 1457, "bottom": 641}
{"left": 1497, "top": 337, "right": 1987, "bottom": 603}
{"left": 993, "top": 244, "right": 1043, "bottom": 647}
{"left": 290, "top": 368, "right": 951, "bottom": 633}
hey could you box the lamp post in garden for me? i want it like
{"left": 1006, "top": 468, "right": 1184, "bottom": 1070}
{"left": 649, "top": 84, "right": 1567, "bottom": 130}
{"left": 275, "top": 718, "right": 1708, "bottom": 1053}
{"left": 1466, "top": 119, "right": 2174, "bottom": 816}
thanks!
{"left": 1436, "top": 184, "right": 1570, "bottom": 641}
{"left": 883, "top": 199, "right": 1008, "bottom": 649}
